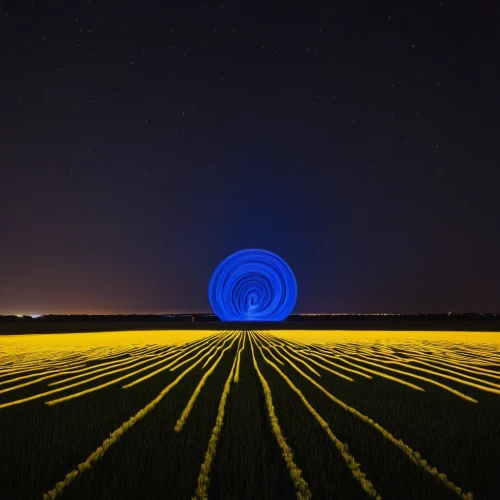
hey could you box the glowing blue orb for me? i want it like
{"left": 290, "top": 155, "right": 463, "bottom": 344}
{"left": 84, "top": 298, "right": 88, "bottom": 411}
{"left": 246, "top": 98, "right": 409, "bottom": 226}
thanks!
{"left": 208, "top": 249, "right": 297, "bottom": 321}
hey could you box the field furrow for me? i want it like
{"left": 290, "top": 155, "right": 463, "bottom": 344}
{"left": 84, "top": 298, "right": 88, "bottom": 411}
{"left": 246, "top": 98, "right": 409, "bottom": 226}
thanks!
{"left": 0, "top": 329, "right": 499, "bottom": 499}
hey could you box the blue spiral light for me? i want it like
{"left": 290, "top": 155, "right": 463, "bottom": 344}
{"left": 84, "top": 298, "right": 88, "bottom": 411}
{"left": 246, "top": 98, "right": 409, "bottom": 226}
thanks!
{"left": 208, "top": 249, "right": 298, "bottom": 321}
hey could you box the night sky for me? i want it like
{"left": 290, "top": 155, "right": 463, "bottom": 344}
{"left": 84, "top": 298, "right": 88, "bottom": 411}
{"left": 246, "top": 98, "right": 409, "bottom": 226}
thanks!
{"left": 1, "top": 2, "right": 499, "bottom": 315}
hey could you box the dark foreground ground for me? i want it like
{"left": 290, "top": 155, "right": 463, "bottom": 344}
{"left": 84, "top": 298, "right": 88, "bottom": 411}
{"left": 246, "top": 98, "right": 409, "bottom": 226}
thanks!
{"left": 1, "top": 316, "right": 499, "bottom": 334}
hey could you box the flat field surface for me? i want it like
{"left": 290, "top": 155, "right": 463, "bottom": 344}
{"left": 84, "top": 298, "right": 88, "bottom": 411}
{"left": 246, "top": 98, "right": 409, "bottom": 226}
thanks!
{"left": 0, "top": 330, "right": 499, "bottom": 500}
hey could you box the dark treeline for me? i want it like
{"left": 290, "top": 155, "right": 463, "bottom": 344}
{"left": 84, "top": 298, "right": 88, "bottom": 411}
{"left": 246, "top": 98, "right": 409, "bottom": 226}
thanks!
{"left": 0, "top": 313, "right": 498, "bottom": 323}
{"left": 0, "top": 314, "right": 217, "bottom": 323}
{"left": 1, "top": 314, "right": 499, "bottom": 334}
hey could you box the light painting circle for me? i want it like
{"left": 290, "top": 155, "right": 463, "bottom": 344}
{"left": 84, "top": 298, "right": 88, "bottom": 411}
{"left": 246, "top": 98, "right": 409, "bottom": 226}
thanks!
{"left": 208, "top": 249, "right": 298, "bottom": 321}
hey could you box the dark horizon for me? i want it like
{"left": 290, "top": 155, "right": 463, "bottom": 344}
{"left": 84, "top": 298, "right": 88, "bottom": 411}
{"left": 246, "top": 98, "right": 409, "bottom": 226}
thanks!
{"left": 1, "top": 300, "right": 499, "bottom": 319}
{"left": 2, "top": 311, "right": 499, "bottom": 318}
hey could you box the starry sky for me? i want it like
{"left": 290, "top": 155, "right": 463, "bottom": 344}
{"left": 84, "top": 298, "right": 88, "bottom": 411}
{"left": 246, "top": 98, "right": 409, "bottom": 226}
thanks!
{"left": 1, "top": 2, "right": 498, "bottom": 315}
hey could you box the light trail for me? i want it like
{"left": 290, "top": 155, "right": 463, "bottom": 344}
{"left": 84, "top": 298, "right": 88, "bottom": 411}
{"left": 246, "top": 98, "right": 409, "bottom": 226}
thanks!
{"left": 249, "top": 333, "right": 312, "bottom": 500}
{"left": 252, "top": 333, "right": 380, "bottom": 500}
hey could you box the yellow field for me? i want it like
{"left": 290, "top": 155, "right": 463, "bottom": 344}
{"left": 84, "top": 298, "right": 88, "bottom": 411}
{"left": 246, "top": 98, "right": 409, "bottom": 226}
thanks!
{"left": 1, "top": 329, "right": 499, "bottom": 499}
